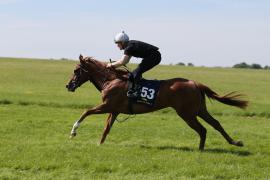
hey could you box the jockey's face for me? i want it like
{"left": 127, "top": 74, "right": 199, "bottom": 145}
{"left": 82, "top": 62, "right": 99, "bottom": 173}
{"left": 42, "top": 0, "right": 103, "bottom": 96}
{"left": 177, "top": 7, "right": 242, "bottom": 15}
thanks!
{"left": 116, "top": 42, "right": 124, "bottom": 50}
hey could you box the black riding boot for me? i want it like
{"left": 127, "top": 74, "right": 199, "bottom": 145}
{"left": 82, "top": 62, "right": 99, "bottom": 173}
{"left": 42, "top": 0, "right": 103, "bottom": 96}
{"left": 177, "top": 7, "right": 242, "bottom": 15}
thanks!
{"left": 127, "top": 73, "right": 140, "bottom": 98}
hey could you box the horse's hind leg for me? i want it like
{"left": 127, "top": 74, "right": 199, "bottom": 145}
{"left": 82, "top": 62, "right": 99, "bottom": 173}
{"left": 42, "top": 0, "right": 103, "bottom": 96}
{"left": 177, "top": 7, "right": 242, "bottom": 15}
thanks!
{"left": 198, "top": 109, "right": 243, "bottom": 147}
{"left": 100, "top": 113, "right": 118, "bottom": 145}
{"left": 177, "top": 112, "right": 207, "bottom": 150}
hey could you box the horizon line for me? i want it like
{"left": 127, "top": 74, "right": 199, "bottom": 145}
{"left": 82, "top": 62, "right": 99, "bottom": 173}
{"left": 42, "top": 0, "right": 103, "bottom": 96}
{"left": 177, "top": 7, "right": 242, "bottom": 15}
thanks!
{"left": 0, "top": 56, "right": 269, "bottom": 68}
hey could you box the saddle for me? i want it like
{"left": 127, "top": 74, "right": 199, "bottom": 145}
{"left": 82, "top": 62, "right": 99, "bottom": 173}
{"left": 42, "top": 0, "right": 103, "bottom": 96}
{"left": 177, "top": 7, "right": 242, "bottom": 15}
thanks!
{"left": 128, "top": 78, "right": 161, "bottom": 114}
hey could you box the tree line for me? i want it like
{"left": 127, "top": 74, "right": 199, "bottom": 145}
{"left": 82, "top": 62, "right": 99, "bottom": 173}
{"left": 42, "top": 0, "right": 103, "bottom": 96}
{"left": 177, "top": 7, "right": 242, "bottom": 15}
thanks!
{"left": 232, "top": 62, "right": 269, "bottom": 70}
{"left": 176, "top": 62, "right": 269, "bottom": 70}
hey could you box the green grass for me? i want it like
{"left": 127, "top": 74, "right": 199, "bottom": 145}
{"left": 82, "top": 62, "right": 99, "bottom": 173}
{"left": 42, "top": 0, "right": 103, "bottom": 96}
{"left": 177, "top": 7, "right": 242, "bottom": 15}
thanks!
{"left": 0, "top": 57, "right": 270, "bottom": 179}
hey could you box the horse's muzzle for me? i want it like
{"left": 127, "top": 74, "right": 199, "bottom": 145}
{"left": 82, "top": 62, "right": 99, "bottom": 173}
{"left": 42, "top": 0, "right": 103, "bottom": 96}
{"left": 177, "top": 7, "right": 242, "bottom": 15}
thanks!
{"left": 66, "top": 82, "right": 76, "bottom": 92}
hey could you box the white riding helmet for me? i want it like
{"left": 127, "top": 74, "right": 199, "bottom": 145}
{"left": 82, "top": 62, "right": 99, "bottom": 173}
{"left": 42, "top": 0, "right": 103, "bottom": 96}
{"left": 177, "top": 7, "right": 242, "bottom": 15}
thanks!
{"left": 114, "top": 31, "right": 129, "bottom": 43}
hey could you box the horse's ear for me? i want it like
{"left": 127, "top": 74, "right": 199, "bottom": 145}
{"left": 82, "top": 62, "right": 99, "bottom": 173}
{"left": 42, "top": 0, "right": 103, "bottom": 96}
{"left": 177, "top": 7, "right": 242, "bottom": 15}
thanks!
{"left": 79, "top": 54, "right": 84, "bottom": 64}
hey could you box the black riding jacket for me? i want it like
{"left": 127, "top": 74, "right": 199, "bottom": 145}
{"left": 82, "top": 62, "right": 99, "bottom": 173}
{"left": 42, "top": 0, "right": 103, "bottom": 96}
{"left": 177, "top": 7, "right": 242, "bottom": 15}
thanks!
{"left": 124, "top": 40, "right": 159, "bottom": 58}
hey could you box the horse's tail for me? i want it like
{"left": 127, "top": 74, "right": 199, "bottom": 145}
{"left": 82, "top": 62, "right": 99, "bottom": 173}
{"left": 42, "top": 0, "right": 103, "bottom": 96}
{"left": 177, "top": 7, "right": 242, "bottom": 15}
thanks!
{"left": 196, "top": 82, "right": 248, "bottom": 109}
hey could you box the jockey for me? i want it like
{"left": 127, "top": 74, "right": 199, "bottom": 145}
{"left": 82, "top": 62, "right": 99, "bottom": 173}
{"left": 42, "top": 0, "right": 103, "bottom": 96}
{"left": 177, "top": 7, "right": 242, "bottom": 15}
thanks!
{"left": 106, "top": 31, "right": 161, "bottom": 98}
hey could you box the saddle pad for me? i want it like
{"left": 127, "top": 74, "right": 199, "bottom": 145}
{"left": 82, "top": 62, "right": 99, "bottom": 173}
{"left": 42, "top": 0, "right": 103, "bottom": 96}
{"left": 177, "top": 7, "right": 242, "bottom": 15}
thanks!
{"left": 134, "top": 79, "right": 161, "bottom": 106}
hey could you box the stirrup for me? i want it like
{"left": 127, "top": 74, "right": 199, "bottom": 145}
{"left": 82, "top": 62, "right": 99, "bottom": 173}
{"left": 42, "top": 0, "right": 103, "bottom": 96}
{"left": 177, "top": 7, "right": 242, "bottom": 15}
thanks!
{"left": 127, "top": 90, "right": 139, "bottom": 98}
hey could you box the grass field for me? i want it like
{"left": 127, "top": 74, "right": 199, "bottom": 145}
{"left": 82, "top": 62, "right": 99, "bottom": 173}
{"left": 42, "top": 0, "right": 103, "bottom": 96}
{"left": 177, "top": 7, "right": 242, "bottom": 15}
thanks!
{"left": 0, "top": 57, "right": 269, "bottom": 179}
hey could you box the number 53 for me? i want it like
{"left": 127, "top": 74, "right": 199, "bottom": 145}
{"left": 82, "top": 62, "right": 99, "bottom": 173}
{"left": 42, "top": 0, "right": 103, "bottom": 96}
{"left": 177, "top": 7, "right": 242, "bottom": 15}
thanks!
{"left": 141, "top": 87, "right": 155, "bottom": 99}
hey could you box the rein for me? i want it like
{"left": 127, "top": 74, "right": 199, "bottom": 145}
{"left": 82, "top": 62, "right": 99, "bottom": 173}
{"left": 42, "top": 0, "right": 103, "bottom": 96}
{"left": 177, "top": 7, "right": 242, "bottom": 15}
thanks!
{"left": 83, "top": 58, "right": 130, "bottom": 87}
{"left": 81, "top": 62, "right": 109, "bottom": 78}
{"left": 80, "top": 61, "right": 111, "bottom": 90}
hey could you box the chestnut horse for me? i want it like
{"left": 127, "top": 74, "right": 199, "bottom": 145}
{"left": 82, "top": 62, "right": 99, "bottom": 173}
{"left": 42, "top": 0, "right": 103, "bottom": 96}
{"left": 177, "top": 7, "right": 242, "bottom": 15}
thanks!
{"left": 66, "top": 55, "right": 248, "bottom": 150}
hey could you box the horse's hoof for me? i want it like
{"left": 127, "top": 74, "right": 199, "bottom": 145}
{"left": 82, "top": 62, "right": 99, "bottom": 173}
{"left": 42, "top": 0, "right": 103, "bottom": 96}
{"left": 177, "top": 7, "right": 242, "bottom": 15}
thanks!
{"left": 234, "top": 140, "right": 244, "bottom": 147}
{"left": 69, "top": 132, "right": 77, "bottom": 139}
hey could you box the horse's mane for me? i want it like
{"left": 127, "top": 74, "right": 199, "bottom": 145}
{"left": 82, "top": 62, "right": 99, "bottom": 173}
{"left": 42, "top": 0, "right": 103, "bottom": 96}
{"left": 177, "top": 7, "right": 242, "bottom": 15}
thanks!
{"left": 84, "top": 56, "right": 129, "bottom": 80}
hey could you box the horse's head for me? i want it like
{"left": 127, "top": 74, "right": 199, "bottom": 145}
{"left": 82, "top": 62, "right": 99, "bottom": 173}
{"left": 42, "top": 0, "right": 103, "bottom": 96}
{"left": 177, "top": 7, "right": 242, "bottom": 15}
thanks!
{"left": 66, "top": 55, "right": 90, "bottom": 92}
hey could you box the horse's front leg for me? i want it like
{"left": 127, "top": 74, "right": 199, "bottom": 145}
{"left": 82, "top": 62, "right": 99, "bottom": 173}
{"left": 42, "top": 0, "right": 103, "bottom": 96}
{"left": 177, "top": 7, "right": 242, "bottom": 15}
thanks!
{"left": 100, "top": 113, "right": 118, "bottom": 144}
{"left": 70, "top": 103, "right": 109, "bottom": 139}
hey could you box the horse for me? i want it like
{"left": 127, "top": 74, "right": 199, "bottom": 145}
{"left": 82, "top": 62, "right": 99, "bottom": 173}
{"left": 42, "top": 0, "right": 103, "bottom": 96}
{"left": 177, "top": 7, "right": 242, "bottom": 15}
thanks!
{"left": 66, "top": 54, "right": 248, "bottom": 150}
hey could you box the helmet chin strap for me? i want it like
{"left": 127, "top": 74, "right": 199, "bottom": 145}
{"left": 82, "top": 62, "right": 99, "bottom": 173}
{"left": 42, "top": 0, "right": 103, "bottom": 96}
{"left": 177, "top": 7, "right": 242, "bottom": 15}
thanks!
{"left": 123, "top": 41, "right": 129, "bottom": 48}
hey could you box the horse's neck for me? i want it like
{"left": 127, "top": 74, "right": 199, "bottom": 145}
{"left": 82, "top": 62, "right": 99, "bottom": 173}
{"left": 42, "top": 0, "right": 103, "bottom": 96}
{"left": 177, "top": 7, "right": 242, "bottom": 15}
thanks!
{"left": 90, "top": 78, "right": 103, "bottom": 91}
{"left": 91, "top": 71, "right": 128, "bottom": 91}
{"left": 89, "top": 69, "right": 108, "bottom": 91}
{"left": 86, "top": 60, "right": 128, "bottom": 91}
{"left": 87, "top": 63, "right": 111, "bottom": 91}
